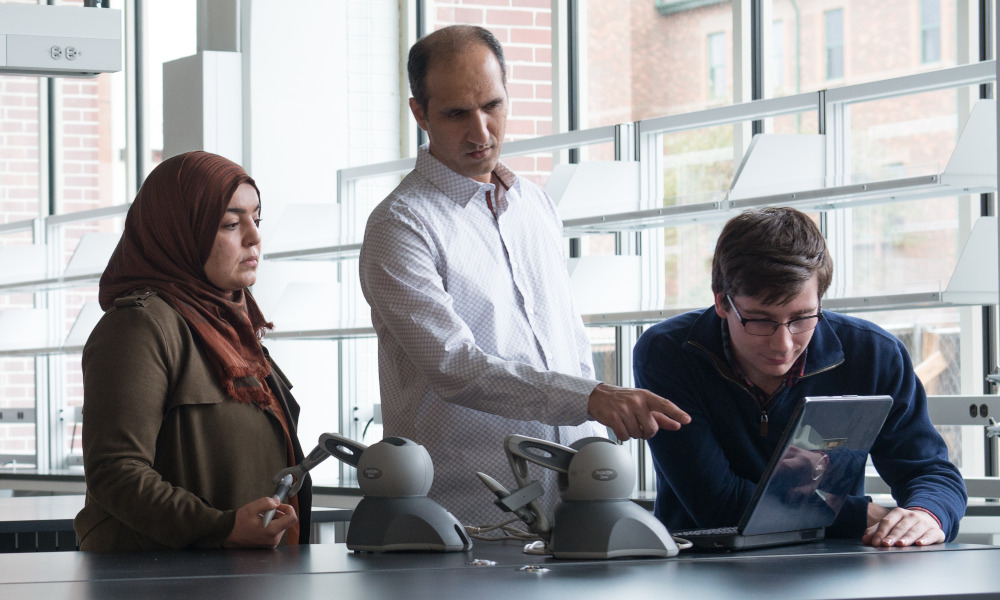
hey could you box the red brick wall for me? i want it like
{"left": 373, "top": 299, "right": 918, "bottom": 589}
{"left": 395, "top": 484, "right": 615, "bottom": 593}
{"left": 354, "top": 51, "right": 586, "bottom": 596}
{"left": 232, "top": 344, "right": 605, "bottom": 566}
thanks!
{"left": 431, "top": 0, "right": 554, "bottom": 184}
{"left": 584, "top": 0, "right": 960, "bottom": 125}
{"left": 0, "top": 76, "right": 41, "bottom": 227}
{"left": 0, "top": 68, "right": 42, "bottom": 458}
{"left": 60, "top": 77, "right": 113, "bottom": 216}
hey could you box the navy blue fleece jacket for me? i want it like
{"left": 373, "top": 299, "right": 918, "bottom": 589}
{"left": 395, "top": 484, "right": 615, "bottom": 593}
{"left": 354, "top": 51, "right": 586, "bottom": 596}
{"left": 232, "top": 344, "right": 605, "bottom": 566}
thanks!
{"left": 634, "top": 308, "right": 967, "bottom": 540}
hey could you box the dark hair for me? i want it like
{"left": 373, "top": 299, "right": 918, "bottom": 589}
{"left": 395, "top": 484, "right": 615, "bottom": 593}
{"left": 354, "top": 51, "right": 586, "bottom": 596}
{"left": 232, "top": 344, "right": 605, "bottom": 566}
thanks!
{"left": 711, "top": 207, "right": 833, "bottom": 306}
{"left": 408, "top": 24, "right": 507, "bottom": 114}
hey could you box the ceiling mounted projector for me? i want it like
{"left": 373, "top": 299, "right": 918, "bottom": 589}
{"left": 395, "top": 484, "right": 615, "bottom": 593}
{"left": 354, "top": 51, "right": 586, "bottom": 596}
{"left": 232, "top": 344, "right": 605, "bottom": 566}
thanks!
{"left": 0, "top": 3, "right": 122, "bottom": 78}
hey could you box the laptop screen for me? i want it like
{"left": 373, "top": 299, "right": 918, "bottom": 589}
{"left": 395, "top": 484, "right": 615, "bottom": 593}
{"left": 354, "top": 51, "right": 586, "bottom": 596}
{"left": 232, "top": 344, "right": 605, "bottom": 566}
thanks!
{"left": 740, "top": 395, "right": 893, "bottom": 536}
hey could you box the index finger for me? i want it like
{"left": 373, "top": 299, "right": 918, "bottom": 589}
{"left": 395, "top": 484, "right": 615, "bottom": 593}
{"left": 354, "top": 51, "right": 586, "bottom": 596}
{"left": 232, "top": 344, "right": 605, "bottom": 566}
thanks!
{"left": 649, "top": 396, "right": 691, "bottom": 427}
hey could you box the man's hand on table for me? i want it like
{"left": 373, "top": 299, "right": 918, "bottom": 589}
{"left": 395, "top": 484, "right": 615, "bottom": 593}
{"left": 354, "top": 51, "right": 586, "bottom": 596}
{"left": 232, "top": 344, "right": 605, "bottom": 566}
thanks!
{"left": 862, "top": 503, "right": 945, "bottom": 547}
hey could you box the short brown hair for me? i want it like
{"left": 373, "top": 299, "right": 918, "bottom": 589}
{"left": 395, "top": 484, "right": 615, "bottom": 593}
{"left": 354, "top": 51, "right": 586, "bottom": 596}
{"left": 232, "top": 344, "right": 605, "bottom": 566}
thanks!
{"left": 711, "top": 207, "right": 833, "bottom": 306}
{"left": 407, "top": 24, "right": 507, "bottom": 114}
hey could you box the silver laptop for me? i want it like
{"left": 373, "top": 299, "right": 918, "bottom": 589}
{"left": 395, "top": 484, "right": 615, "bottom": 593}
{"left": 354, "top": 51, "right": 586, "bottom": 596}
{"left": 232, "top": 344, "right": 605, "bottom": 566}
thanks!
{"left": 675, "top": 395, "right": 893, "bottom": 551}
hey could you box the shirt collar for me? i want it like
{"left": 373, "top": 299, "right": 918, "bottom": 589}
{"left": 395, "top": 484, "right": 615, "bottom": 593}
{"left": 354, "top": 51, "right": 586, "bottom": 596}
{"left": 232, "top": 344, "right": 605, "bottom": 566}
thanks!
{"left": 721, "top": 319, "right": 808, "bottom": 407}
{"left": 414, "top": 144, "right": 519, "bottom": 208}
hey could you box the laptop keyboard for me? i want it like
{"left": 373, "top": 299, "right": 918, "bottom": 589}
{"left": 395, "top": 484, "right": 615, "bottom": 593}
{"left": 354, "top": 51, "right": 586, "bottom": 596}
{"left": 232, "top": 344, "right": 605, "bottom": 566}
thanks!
{"left": 673, "top": 526, "right": 738, "bottom": 537}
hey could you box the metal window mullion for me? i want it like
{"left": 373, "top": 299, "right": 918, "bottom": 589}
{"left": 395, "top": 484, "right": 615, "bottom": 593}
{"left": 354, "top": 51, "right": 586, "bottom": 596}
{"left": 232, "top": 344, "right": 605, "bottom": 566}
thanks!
{"left": 338, "top": 339, "right": 356, "bottom": 487}
{"left": 337, "top": 169, "right": 356, "bottom": 487}
{"left": 38, "top": 66, "right": 60, "bottom": 471}
{"left": 42, "top": 215, "right": 67, "bottom": 470}
{"left": 46, "top": 78, "right": 58, "bottom": 216}
{"left": 823, "top": 89, "right": 855, "bottom": 300}
{"left": 732, "top": 0, "right": 754, "bottom": 158}
{"left": 612, "top": 122, "right": 640, "bottom": 414}
{"left": 567, "top": 0, "right": 580, "bottom": 164}
{"left": 959, "top": 0, "right": 999, "bottom": 478}
{"left": 613, "top": 122, "right": 637, "bottom": 163}
{"left": 119, "top": 0, "right": 139, "bottom": 197}
{"left": 630, "top": 123, "right": 662, "bottom": 491}
{"left": 637, "top": 126, "right": 666, "bottom": 310}
{"left": 133, "top": 0, "right": 146, "bottom": 186}
{"left": 979, "top": 0, "right": 994, "bottom": 100}
{"left": 986, "top": 0, "right": 1000, "bottom": 477}
{"left": 413, "top": 0, "right": 426, "bottom": 149}
{"left": 29, "top": 217, "right": 47, "bottom": 470}
{"left": 614, "top": 123, "right": 637, "bottom": 258}
{"left": 750, "top": 0, "right": 764, "bottom": 134}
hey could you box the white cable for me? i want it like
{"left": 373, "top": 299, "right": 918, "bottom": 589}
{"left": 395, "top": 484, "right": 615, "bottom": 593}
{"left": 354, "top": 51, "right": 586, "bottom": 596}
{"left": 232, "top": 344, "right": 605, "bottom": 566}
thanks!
{"left": 464, "top": 517, "right": 542, "bottom": 542}
{"left": 522, "top": 540, "right": 550, "bottom": 555}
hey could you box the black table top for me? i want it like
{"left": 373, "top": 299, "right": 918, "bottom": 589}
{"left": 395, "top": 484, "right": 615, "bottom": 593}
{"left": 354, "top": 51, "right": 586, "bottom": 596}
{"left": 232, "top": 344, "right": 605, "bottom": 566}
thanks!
{"left": 0, "top": 538, "right": 997, "bottom": 600}
{"left": 0, "top": 495, "right": 353, "bottom": 534}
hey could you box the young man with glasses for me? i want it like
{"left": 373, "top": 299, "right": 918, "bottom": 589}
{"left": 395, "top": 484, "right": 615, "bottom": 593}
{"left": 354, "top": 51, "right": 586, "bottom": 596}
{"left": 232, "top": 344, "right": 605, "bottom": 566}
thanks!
{"left": 634, "top": 207, "right": 966, "bottom": 546}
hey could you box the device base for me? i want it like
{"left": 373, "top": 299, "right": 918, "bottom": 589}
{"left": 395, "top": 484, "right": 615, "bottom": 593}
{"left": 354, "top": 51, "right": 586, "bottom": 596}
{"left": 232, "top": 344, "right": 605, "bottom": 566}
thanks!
{"left": 549, "top": 499, "right": 678, "bottom": 559}
{"left": 346, "top": 496, "right": 472, "bottom": 553}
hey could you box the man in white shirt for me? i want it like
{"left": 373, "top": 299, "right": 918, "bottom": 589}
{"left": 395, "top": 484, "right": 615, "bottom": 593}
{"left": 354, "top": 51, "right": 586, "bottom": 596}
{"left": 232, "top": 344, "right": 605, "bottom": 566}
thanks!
{"left": 358, "top": 24, "right": 689, "bottom": 526}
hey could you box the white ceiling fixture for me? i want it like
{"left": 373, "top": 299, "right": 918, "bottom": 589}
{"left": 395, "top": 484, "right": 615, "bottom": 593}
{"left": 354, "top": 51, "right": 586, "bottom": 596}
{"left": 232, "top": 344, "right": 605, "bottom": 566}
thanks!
{"left": 0, "top": 3, "right": 121, "bottom": 78}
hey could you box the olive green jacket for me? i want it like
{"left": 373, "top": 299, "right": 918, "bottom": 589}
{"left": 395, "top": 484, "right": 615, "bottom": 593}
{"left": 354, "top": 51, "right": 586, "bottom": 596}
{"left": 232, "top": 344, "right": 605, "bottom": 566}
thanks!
{"left": 74, "top": 292, "right": 312, "bottom": 551}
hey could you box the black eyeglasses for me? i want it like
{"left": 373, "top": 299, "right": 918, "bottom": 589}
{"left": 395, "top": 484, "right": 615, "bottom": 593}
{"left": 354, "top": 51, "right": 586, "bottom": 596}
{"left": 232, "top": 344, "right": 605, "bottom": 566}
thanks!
{"left": 726, "top": 294, "right": 822, "bottom": 336}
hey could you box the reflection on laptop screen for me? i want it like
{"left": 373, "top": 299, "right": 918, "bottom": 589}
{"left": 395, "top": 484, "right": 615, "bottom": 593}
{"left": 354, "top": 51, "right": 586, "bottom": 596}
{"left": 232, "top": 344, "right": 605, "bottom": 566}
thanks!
{"left": 678, "top": 395, "right": 893, "bottom": 551}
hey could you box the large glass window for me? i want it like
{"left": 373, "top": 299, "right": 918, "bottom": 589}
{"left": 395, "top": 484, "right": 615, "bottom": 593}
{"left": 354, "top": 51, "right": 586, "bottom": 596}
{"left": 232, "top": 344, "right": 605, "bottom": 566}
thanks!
{"left": 581, "top": 0, "right": 736, "bottom": 127}
{"left": 837, "top": 85, "right": 976, "bottom": 305}
{"left": 825, "top": 8, "right": 844, "bottom": 80}
{"left": 708, "top": 32, "right": 727, "bottom": 100}
{"left": 769, "top": 0, "right": 966, "bottom": 98}
{"left": 0, "top": 0, "right": 995, "bottom": 500}
{"left": 921, "top": 0, "right": 942, "bottom": 64}
{"left": 0, "top": 0, "right": 190, "bottom": 470}
{"left": 772, "top": 19, "right": 785, "bottom": 90}
{"left": 0, "top": 0, "right": 129, "bottom": 468}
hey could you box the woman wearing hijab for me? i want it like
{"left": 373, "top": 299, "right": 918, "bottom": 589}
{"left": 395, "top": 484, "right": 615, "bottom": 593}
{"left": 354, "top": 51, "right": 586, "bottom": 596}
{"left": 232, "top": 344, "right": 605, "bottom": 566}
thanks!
{"left": 74, "top": 151, "right": 312, "bottom": 551}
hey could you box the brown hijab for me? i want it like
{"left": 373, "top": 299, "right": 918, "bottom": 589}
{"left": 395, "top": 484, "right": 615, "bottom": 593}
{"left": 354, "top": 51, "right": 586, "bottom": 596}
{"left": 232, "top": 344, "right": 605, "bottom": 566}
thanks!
{"left": 99, "top": 151, "right": 275, "bottom": 408}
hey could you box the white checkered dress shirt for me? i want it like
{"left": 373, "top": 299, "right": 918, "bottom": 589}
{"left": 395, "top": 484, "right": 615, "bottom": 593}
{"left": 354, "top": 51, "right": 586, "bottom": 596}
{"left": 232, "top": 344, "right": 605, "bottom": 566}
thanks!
{"left": 359, "top": 146, "right": 606, "bottom": 526}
